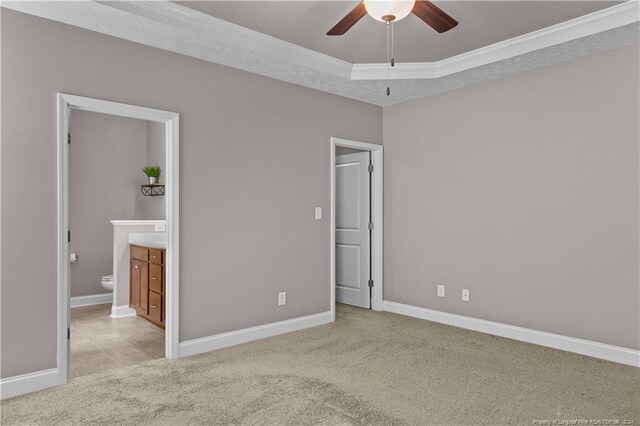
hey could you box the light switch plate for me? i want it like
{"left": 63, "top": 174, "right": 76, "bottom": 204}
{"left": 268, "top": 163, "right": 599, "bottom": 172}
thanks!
{"left": 278, "top": 291, "right": 286, "bottom": 306}
{"left": 437, "top": 285, "right": 445, "bottom": 298}
{"left": 462, "top": 289, "right": 470, "bottom": 302}
{"left": 315, "top": 207, "right": 322, "bottom": 220}
{"left": 155, "top": 223, "right": 166, "bottom": 232}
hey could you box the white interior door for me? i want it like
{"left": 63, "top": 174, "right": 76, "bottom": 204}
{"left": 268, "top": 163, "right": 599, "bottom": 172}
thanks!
{"left": 335, "top": 151, "right": 371, "bottom": 309}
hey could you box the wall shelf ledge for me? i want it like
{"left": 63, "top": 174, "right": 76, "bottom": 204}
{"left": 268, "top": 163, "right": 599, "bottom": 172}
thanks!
{"left": 141, "top": 184, "right": 165, "bottom": 196}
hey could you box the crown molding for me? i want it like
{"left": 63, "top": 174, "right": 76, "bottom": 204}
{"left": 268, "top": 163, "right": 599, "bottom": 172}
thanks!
{"left": 2, "top": 0, "right": 638, "bottom": 106}
{"left": 352, "top": 0, "right": 640, "bottom": 80}
{"left": 351, "top": 62, "right": 438, "bottom": 80}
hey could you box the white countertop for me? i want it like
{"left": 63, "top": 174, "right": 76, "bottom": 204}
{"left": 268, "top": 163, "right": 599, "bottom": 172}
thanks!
{"left": 111, "top": 219, "right": 166, "bottom": 226}
{"left": 128, "top": 232, "right": 167, "bottom": 249}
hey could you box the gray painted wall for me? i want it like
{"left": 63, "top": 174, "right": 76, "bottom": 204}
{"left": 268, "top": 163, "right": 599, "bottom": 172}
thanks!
{"left": 0, "top": 10, "right": 381, "bottom": 378}
{"left": 383, "top": 45, "right": 640, "bottom": 350}
{"left": 70, "top": 111, "right": 152, "bottom": 297}
{"left": 2, "top": 7, "right": 637, "bottom": 381}
{"left": 335, "top": 146, "right": 366, "bottom": 156}
{"left": 142, "top": 121, "right": 166, "bottom": 220}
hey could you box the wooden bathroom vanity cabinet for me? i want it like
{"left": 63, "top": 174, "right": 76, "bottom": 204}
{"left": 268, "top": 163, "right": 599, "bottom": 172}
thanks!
{"left": 129, "top": 244, "right": 166, "bottom": 328}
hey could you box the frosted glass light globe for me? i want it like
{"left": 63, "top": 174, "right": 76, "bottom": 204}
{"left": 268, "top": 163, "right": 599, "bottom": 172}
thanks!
{"left": 364, "top": 0, "right": 416, "bottom": 22}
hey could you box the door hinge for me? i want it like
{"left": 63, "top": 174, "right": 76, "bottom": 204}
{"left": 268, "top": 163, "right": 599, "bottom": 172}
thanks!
{"left": 368, "top": 279, "right": 374, "bottom": 288}
{"left": 368, "top": 164, "right": 374, "bottom": 173}
{"left": 68, "top": 230, "right": 71, "bottom": 242}
{"left": 67, "top": 328, "right": 70, "bottom": 340}
{"left": 368, "top": 222, "right": 374, "bottom": 230}
{"left": 67, "top": 133, "right": 71, "bottom": 145}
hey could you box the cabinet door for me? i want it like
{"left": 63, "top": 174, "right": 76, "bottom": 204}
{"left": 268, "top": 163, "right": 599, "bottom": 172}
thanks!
{"left": 130, "top": 260, "right": 141, "bottom": 309}
{"left": 131, "top": 260, "right": 149, "bottom": 314}
{"left": 139, "top": 261, "right": 149, "bottom": 315}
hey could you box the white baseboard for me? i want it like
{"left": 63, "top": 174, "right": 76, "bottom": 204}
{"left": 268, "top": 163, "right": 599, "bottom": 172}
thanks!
{"left": 0, "top": 368, "right": 60, "bottom": 400}
{"left": 110, "top": 305, "right": 137, "bottom": 318}
{"left": 383, "top": 301, "right": 639, "bottom": 368}
{"left": 70, "top": 293, "right": 112, "bottom": 308}
{"left": 179, "top": 311, "right": 333, "bottom": 358}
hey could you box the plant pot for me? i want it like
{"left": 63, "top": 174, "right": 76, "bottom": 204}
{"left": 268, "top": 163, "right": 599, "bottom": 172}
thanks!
{"left": 148, "top": 176, "right": 158, "bottom": 185}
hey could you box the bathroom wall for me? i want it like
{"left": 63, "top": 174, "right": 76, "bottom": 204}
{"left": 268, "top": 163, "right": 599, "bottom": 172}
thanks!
{"left": 70, "top": 111, "right": 166, "bottom": 298}
{"left": 141, "top": 121, "right": 166, "bottom": 220}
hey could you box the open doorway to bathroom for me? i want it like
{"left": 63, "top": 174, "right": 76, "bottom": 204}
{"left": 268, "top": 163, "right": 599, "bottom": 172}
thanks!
{"left": 57, "top": 94, "right": 180, "bottom": 385}
{"left": 68, "top": 110, "right": 167, "bottom": 379}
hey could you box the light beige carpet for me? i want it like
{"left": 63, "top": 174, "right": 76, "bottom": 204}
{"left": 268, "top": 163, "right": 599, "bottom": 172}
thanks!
{"left": 1, "top": 304, "right": 638, "bottom": 425}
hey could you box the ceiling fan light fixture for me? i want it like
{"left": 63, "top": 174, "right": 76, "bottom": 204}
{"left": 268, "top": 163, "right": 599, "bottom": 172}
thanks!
{"left": 363, "top": 0, "right": 416, "bottom": 22}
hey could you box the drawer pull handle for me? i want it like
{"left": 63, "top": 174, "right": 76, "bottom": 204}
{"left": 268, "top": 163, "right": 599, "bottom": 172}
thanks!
{"left": 151, "top": 304, "right": 158, "bottom": 308}
{"left": 152, "top": 256, "right": 157, "bottom": 259}
{"left": 152, "top": 277, "right": 157, "bottom": 280}
{"left": 135, "top": 265, "right": 138, "bottom": 269}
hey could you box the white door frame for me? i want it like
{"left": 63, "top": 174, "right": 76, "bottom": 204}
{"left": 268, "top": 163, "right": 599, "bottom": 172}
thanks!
{"left": 57, "top": 93, "right": 180, "bottom": 386}
{"left": 330, "top": 137, "right": 383, "bottom": 320}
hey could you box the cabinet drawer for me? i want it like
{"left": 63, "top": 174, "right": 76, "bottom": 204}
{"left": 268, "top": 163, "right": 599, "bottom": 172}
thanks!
{"left": 149, "top": 264, "right": 163, "bottom": 293}
{"left": 130, "top": 245, "right": 148, "bottom": 261}
{"left": 148, "top": 291, "right": 162, "bottom": 324}
{"left": 149, "top": 249, "right": 163, "bottom": 265}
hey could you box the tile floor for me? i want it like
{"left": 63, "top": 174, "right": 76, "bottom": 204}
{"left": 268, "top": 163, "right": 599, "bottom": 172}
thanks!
{"left": 70, "top": 303, "right": 164, "bottom": 379}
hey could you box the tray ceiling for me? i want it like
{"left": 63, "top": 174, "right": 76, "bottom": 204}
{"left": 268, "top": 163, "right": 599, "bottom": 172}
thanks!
{"left": 179, "top": 1, "right": 621, "bottom": 63}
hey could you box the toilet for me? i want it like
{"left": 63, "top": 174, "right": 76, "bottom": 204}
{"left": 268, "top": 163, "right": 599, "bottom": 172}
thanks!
{"left": 101, "top": 274, "right": 114, "bottom": 292}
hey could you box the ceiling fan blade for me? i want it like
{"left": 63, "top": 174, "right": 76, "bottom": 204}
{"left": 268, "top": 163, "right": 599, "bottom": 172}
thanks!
{"left": 412, "top": 0, "right": 458, "bottom": 33}
{"left": 327, "top": 2, "right": 367, "bottom": 36}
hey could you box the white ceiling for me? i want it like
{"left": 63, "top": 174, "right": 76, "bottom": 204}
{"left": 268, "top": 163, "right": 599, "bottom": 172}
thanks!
{"left": 179, "top": 1, "right": 621, "bottom": 63}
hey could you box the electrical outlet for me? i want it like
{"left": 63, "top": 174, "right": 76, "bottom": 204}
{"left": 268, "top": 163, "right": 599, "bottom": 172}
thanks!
{"left": 155, "top": 223, "right": 166, "bottom": 232}
{"left": 462, "top": 289, "right": 470, "bottom": 302}
{"left": 278, "top": 291, "right": 286, "bottom": 306}
{"left": 437, "top": 284, "right": 445, "bottom": 298}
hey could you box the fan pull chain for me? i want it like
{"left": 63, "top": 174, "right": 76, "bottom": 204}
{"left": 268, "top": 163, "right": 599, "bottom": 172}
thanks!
{"left": 386, "top": 21, "right": 390, "bottom": 96}
{"left": 391, "top": 21, "right": 395, "bottom": 68}
{"left": 386, "top": 21, "right": 395, "bottom": 97}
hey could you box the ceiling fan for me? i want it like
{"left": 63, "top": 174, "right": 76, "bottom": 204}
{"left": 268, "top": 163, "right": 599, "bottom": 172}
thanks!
{"left": 327, "top": 0, "right": 458, "bottom": 35}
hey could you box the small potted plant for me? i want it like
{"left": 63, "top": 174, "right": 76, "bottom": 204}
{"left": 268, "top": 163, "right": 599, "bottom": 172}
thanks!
{"left": 142, "top": 166, "right": 161, "bottom": 185}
